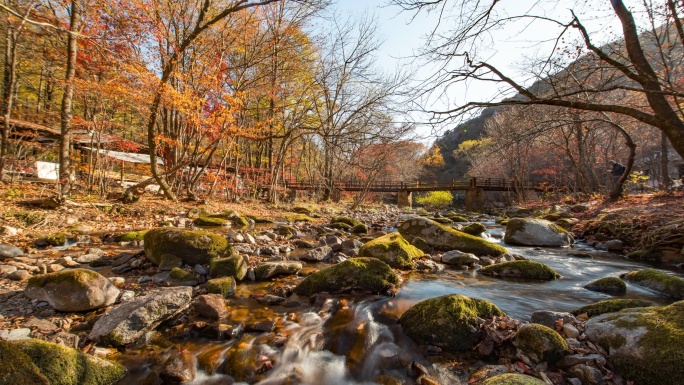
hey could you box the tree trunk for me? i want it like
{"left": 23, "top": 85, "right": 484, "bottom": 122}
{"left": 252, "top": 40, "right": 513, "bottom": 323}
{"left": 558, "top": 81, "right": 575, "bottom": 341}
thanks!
{"left": 608, "top": 122, "right": 636, "bottom": 202}
{"left": 59, "top": 0, "right": 81, "bottom": 196}
{"left": 661, "top": 130, "right": 671, "bottom": 188}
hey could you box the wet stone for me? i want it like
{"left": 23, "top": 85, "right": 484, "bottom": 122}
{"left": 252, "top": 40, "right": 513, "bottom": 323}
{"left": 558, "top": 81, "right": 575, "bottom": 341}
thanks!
{"left": 7, "top": 270, "right": 31, "bottom": 281}
{"left": 246, "top": 319, "right": 276, "bottom": 333}
{"left": 76, "top": 254, "right": 101, "bottom": 264}
{"left": 0, "top": 244, "right": 24, "bottom": 258}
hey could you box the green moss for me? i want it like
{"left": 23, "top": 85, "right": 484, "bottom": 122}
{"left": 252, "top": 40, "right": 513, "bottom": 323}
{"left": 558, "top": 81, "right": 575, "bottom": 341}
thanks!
{"left": 294, "top": 257, "right": 399, "bottom": 296}
{"left": 45, "top": 232, "right": 68, "bottom": 246}
{"left": 27, "top": 268, "right": 102, "bottom": 289}
{"left": 358, "top": 232, "right": 423, "bottom": 269}
{"left": 143, "top": 228, "right": 232, "bottom": 265}
{"left": 572, "top": 299, "right": 656, "bottom": 318}
{"left": 331, "top": 216, "right": 363, "bottom": 227}
{"left": 399, "top": 294, "right": 504, "bottom": 351}
{"left": 329, "top": 222, "right": 352, "bottom": 230}
{"left": 479, "top": 260, "right": 559, "bottom": 281}
{"left": 169, "top": 268, "right": 197, "bottom": 282}
{"left": 115, "top": 230, "right": 148, "bottom": 242}
{"left": 480, "top": 373, "right": 547, "bottom": 385}
{"left": 0, "top": 340, "right": 49, "bottom": 385}
{"left": 12, "top": 339, "right": 126, "bottom": 385}
{"left": 625, "top": 249, "right": 662, "bottom": 261}
{"left": 398, "top": 217, "right": 507, "bottom": 256}
{"left": 432, "top": 217, "right": 453, "bottom": 225}
{"left": 448, "top": 215, "right": 469, "bottom": 223}
{"left": 284, "top": 213, "right": 314, "bottom": 223}
{"left": 158, "top": 254, "right": 183, "bottom": 270}
{"left": 194, "top": 216, "right": 229, "bottom": 226}
{"left": 209, "top": 256, "right": 247, "bottom": 281}
{"left": 584, "top": 277, "right": 626, "bottom": 294}
{"left": 623, "top": 269, "right": 684, "bottom": 299}
{"left": 512, "top": 324, "right": 569, "bottom": 363}
{"left": 246, "top": 215, "right": 274, "bottom": 224}
{"left": 231, "top": 216, "right": 250, "bottom": 227}
{"left": 277, "top": 225, "right": 298, "bottom": 237}
{"left": 292, "top": 206, "right": 313, "bottom": 215}
{"left": 206, "top": 277, "right": 236, "bottom": 298}
{"left": 462, "top": 222, "right": 487, "bottom": 236}
{"left": 351, "top": 224, "right": 368, "bottom": 234}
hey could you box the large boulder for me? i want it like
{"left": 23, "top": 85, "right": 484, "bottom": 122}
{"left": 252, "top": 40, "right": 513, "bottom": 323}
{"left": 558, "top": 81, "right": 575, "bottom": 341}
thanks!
{"left": 357, "top": 232, "right": 423, "bottom": 269}
{"left": 584, "top": 301, "right": 684, "bottom": 385}
{"left": 209, "top": 255, "right": 248, "bottom": 280}
{"left": 254, "top": 261, "right": 302, "bottom": 280}
{"left": 143, "top": 228, "right": 232, "bottom": 265}
{"left": 511, "top": 324, "right": 569, "bottom": 364}
{"left": 622, "top": 269, "right": 684, "bottom": 299}
{"left": 294, "top": 257, "right": 399, "bottom": 296}
{"left": 480, "top": 373, "right": 546, "bottom": 385}
{"left": 89, "top": 287, "right": 193, "bottom": 346}
{"left": 0, "top": 340, "right": 49, "bottom": 385}
{"left": 10, "top": 339, "right": 126, "bottom": 385}
{"left": 25, "top": 269, "right": 120, "bottom": 312}
{"left": 0, "top": 244, "right": 24, "bottom": 259}
{"left": 571, "top": 299, "right": 655, "bottom": 318}
{"left": 503, "top": 218, "right": 573, "bottom": 247}
{"left": 479, "top": 260, "right": 559, "bottom": 281}
{"left": 399, "top": 294, "right": 504, "bottom": 351}
{"left": 584, "top": 277, "right": 626, "bottom": 294}
{"left": 398, "top": 217, "right": 507, "bottom": 256}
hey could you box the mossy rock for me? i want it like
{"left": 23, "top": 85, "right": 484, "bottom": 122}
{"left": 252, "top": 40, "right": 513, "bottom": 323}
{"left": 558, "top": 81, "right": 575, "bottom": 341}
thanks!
{"left": 503, "top": 218, "right": 573, "bottom": 247}
{"left": 206, "top": 277, "right": 236, "bottom": 298}
{"left": 358, "top": 232, "right": 423, "bottom": 269}
{"left": 351, "top": 224, "right": 368, "bottom": 234}
{"left": 245, "top": 215, "right": 274, "bottom": 224}
{"left": 0, "top": 340, "right": 49, "bottom": 385}
{"left": 399, "top": 294, "right": 504, "bottom": 351}
{"left": 158, "top": 254, "right": 183, "bottom": 271}
{"left": 45, "top": 232, "right": 68, "bottom": 246}
{"left": 331, "top": 216, "right": 363, "bottom": 227}
{"left": 480, "top": 373, "right": 546, "bottom": 385}
{"left": 209, "top": 256, "right": 248, "bottom": 281}
{"left": 143, "top": 228, "right": 232, "bottom": 265}
{"left": 329, "top": 222, "right": 352, "bottom": 230}
{"left": 277, "top": 225, "right": 298, "bottom": 237}
{"left": 193, "top": 216, "right": 229, "bottom": 226}
{"left": 479, "top": 260, "right": 559, "bottom": 281}
{"left": 622, "top": 269, "right": 684, "bottom": 299}
{"left": 222, "top": 343, "right": 258, "bottom": 383}
{"left": 411, "top": 237, "right": 430, "bottom": 252}
{"left": 432, "top": 217, "right": 453, "bottom": 225}
{"left": 462, "top": 222, "right": 487, "bottom": 236}
{"left": 511, "top": 324, "right": 569, "bottom": 364}
{"left": 285, "top": 213, "right": 314, "bottom": 223}
{"left": 231, "top": 216, "right": 250, "bottom": 227}
{"left": 571, "top": 299, "right": 656, "bottom": 318}
{"left": 169, "top": 268, "right": 198, "bottom": 285}
{"left": 447, "top": 215, "right": 469, "bottom": 223}
{"left": 115, "top": 230, "right": 148, "bottom": 242}
{"left": 584, "top": 277, "right": 626, "bottom": 294}
{"left": 11, "top": 339, "right": 126, "bottom": 385}
{"left": 555, "top": 218, "right": 579, "bottom": 230}
{"left": 294, "top": 257, "right": 399, "bottom": 296}
{"left": 25, "top": 269, "right": 120, "bottom": 312}
{"left": 292, "top": 206, "right": 313, "bottom": 215}
{"left": 399, "top": 217, "right": 507, "bottom": 256}
{"left": 584, "top": 301, "right": 684, "bottom": 385}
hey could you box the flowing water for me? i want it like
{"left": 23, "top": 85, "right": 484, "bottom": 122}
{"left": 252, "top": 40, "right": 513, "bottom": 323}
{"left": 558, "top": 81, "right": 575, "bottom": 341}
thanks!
{"left": 113, "top": 221, "right": 683, "bottom": 385}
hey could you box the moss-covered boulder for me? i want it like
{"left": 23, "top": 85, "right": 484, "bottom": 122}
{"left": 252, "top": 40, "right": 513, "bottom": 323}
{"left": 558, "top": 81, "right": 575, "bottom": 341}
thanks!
{"left": 432, "top": 217, "right": 453, "bottom": 225}
{"left": 398, "top": 217, "right": 507, "bottom": 256}
{"left": 511, "top": 324, "right": 569, "bottom": 364}
{"left": 479, "top": 260, "right": 559, "bottom": 281}
{"left": 294, "top": 257, "right": 399, "bottom": 296}
{"left": 45, "top": 232, "right": 68, "bottom": 246}
{"left": 358, "top": 232, "right": 423, "bottom": 269}
{"left": 622, "top": 269, "right": 684, "bottom": 299}
{"left": 0, "top": 340, "right": 49, "bottom": 385}
{"left": 206, "top": 277, "right": 236, "bottom": 298}
{"left": 351, "top": 224, "right": 368, "bottom": 234}
{"left": 399, "top": 294, "right": 504, "bottom": 351}
{"left": 480, "top": 373, "right": 546, "bottom": 385}
{"left": 584, "top": 301, "right": 684, "bottom": 385}
{"left": 209, "top": 255, "right": 248, "bottom": 281}
{"left": 231, "top": 216, "right": 250, "bottom": 227}
{"left": 115, "top": 230, "right": 147, "bottom": 242}
{"left": 11, "top": 339, "right": 126, "bottom": 385}
{"left": 254, "top": 261, "right": 302, "bottom": 280}
{"left": 143, "top": 228, "right": 232, "bottom": 265}
{"left": 193, "top": 216, "right": 229, "bottom": 227}
{"left": 25, "top": 269, "right": 120, "bottom": 312}
{"left": 571, "top": 299, "right": 656, "bottom": 318}
{"left": 503, "top": 218, "right": 573, "bottom": 247}
{"left": 277, "top": 225, "right": 298, "bottom": 237}
{"left": 331, "top": 216, "right": 363, "bottom": 227}
{"left": 168, "top": 268, "right": 199, "bottom": 286}
{"left": 584, "top": 277, "right": 626, "bottom": 294}
{"left": 462, "top": 222, "right": 487, "bottom": 236}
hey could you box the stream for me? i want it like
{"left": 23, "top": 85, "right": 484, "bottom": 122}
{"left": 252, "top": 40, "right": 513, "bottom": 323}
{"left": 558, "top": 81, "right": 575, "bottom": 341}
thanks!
{"left": 111, "top": 220, "right": 681, "bottom": 385}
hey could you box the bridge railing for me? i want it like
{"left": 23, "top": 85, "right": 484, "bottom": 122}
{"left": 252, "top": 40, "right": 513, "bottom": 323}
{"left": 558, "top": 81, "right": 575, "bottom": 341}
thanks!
{"left": 282, "top": 177, "right": 554, "bottom": 192}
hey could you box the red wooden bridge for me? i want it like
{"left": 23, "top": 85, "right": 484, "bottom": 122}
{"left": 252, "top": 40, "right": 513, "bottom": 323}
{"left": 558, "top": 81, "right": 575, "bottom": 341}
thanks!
{"left": 284, "top": 177, "right": 551, "bottom": 193}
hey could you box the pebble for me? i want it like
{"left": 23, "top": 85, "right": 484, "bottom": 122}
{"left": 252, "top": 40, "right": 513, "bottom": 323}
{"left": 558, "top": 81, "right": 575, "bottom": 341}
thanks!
{"left": 76, "top": 254, "right": 101, "bottom": 264}
{"left": 563, "top": 324, "right": 580, "bottom": 339}
{"left": 6, "top": 270, "right": 31, "bottom": 281}
{"left": 120, "top": 290, "right": 136, "bottom": 302}
{"left": 47, "top": 264, "right": 65, "bottom": 273}
{"left": 0, "top": 264, "right": 18, "bottom": 276}
{"left": 194, "top": 264, "right": 209, "bottom": 276}
{"left": 138, "top": 275, "right": 152, "bottom": 284}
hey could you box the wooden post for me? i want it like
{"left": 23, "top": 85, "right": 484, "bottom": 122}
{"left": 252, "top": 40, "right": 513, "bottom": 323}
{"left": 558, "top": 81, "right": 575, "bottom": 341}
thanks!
{"left": 121, "top": 160, "right": 125, "bottom": 184}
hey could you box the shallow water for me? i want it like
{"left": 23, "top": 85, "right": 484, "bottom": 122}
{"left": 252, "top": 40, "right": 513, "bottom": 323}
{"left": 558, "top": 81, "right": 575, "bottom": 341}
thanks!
{"left": 114, "top": 221, "right": 683, "bottom": 385}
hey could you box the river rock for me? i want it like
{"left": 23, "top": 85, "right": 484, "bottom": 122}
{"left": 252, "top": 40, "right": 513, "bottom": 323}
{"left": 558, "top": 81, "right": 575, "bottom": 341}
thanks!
{"left": 206, "top": 277, "right": 236, "bottom": 298}
{"left": 300, "top": 246, "right": 333, "bottom": 262}
{"left": 571, "top": 299, "right": 655, "bottom": 318}
{"left": 622, "top": 269, "right": 684, "bottom": 299}
{"left": 75, "top": 254, "right": 101, "bottom": 264}
{"left": 557, "top": 353, "right": 607, "bottom": 369}
{"left": 512, "top": 324, "right": 569, "bottom": 364}
{"left": 530, "top": 310, "right": 577, "bottom": 329}
{"left": 462, "top": 222, "right": 487, "bottom": 236}
{"left": 503, "top": 218, "right": 573, "bottom": 247}
{"left": 0, "top": 340, "right": 49, "bottom": 384}
{"left": 480, "top": 373, "right": 546, "bottom": 385}
{"left": 584, "top": 277, "right": 626, "bottom": 294}
{"left": 568, "top": 365, "right": 605, "bottom": 385}
{"left": 0, "top": 264, "right": 17, "bottom": 275}
{"left": 143, "top": 228, "right": 233, "bottom": 265}
{"left": 603, "top": 239, "right": 624, "bottom": 252}
{"left": 209, "top": 255, "right": 247, "bottom": 280}
{"left": 89, "top": 286, "right": 193, "bottom": 346}
{"left": 584, "top": 301, "right": 684, "bottom": 385}
{"left": 160, "top": 352, "right": 196, "bottom": 383}
{"left": 398, "top": 217, "right": 507, "bottom": 256}
{"left": 358, "top": 232, "right": 423, "bottom": 269}
{"left": 441, "top": 250, "right": 480, "bottom": 266}
{"left": 255, "top": 261, "right": 302, "bottom": 280}
{"left": 24, "top": 269, "right": 120, "bottom": 312}
{"left": 9, "top": 339, "right": 126, "bottom": 385}
{"left": 0, "top": 244, "right": 24, "bottom": 259}
{"left": 193, "top": 294, "right": 229, "bottom": 320}
{"left": 7, "top": 269, "right": 31, "bottom": 281}
{"left": 479, "top": 260, "right": 559, "bottom": 280}
{"left": 294, "top": 257, "right": 399, "bottom": 296}
{"left": 400, "top": 294, "right": 504, "bottom": 351}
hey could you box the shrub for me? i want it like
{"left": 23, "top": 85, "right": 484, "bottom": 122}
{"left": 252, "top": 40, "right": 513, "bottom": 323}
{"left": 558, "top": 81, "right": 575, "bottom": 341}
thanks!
{"left": 415, "top": 191, "right": 453, "bottom": 209}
